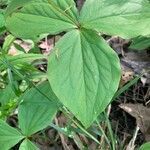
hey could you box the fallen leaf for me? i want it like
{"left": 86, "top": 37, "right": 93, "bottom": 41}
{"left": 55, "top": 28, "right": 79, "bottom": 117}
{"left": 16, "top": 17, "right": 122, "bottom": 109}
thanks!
{"left": 119, "top": 103, "right": 150, "bottom": 141}
{"left": 119, "top": 65, "right": 134, "bottom": 87}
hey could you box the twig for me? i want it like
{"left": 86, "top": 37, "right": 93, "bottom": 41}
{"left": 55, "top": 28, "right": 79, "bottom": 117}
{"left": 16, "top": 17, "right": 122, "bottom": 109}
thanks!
{"left": 45, "top": 36, "right": 49, "bottom": 52}
{"left": 126, "top": 125, "right": 140, "bottom": 150}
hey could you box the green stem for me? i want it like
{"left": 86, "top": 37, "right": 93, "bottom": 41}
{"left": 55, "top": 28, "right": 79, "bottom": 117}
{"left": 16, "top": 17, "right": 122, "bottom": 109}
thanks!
{"left": 62, "top": 107, "right": 100, "bottom": 144}
{"left": 96, "top": 119, "right": 111, "bottom": 148}
{"left": 104, "top": 112, "right": 116, "bottom": 150}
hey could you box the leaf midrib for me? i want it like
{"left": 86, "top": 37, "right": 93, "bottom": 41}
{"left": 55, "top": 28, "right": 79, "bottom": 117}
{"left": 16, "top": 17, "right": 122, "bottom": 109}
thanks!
{"left": 79, "top": 31, "right": 100, "bottom": 121}
{"left": 47, "top": 0, "right": 78, "bottom": 26}
{"left": 80, "top": 31, "right": 113, "bottom": 120}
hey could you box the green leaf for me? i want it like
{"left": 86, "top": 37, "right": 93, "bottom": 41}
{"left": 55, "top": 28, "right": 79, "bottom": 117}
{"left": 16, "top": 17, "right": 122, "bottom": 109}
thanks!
{"left": 0, "top": 0, "right": 10, "bottom": 6}
{"left": 2, "top": 34, "right": 15, "bottom": 53}
{"left": 5, "top": 0, "right": 78, "bottom": 19}
{"left": 0, "top": 53, "right": 46, "bottom": 71}
{"left": 139, "top": 142, "right": 150, "bottom": 150}
{"left": 0, "top": 84, "right": 16, "bottom": 105}
{"left": 19, "top": 139, "right": 39, "bottom": 150}
{"left": 48, "top": 29, "right": 121, "bottom": 127}
{"left": 80, "top": 0, "right": 150, "bottom": 38}
{"left": 0, "top": 13, "right": 5, "bottom": 28}
{"left": 5, "top": 0, "right": 78, "bottom": 39}
{"left": 52, "top": 0, "right": 79, "bottom": 21}
{"left": 0, "top": 27, "right": 6, "bottom": 35}
{"left": 0, "top": 120, "right": 24, "bottom": 150}
{"left": 129, "top": 36, "right": 150, "bottom": 50}
{"left": 5, "top": 0, "right": 38, "bottom": 17}
{"left": 18, "top": 81, "right": 59, "bottom": 136}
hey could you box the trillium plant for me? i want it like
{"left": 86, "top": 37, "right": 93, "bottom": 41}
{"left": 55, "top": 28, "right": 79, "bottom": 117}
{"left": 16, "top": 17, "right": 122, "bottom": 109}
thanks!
{"left": 0, "top": 0, "right": 150, "bottom": 149}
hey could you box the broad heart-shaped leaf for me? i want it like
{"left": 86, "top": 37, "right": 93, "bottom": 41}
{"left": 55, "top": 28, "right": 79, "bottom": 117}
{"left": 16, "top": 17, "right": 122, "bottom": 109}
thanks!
{"left": 18, "top": 81, "right": 59, "bottom": 136}
{"left": 5, "top": 0, "right": 78, "bottom": 39}
{"left": 19, "top": 139, "right": 39, "bottom": 150}
{"left": 48, "top": 29, "right": 121, "bottom": 127}
{"left": 0, "top": 120, "right": 24, "bottom": 150}
{"left": 80, "top": 0, "right": 150, "bottom": 38}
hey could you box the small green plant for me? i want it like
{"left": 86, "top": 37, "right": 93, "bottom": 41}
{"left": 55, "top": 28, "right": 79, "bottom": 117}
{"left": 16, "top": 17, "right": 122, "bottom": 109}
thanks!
{"left": 0, "top": 0, "right": 150, "bottom": 149}
{"left": 0, "top": 82, "right": 58, "bottom": 150}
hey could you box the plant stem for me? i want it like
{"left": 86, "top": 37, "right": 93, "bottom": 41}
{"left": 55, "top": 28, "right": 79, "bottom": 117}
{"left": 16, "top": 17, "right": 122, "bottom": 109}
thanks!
{"left": 104, "top": 105, "right": 116, "bottom": 150}
{"left": 96, "top": 119, "right": 111, "bottom": 148}
{"left": 62, "top": 107, "right": 100, "bottom": 144}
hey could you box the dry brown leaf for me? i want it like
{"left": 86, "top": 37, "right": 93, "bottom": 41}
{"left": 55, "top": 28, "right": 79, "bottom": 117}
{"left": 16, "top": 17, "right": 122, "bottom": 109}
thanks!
{"left": 119, "top": 103, "right": 150, "bottom": 141}
{"left": 8, "top": 39, "right": 33, "bottom": 56}
{"left": 119, "top": 65, "right": 134, "bottom": 87}
{"left": 39, "top": 39, "right": 53, "bottom": 51}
